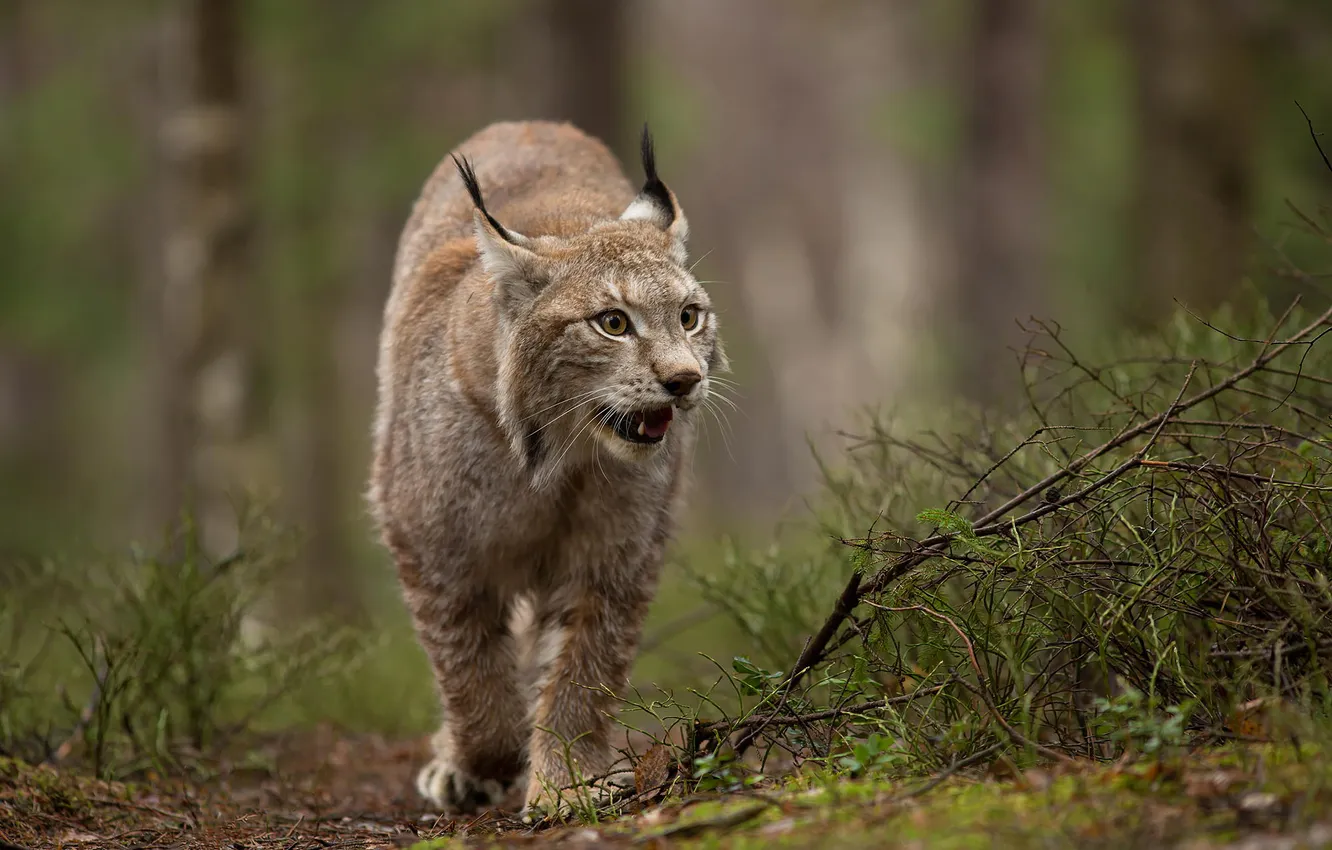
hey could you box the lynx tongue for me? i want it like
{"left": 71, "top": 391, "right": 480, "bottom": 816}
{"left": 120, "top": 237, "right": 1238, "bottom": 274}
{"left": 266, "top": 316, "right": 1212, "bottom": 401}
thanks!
{"left": 635, "top": 406, "right": 674, "bottom": 439}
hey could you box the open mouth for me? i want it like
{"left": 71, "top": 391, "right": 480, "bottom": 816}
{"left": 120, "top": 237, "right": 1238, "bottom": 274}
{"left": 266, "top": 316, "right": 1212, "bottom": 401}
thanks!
{"left": 599, "top": 405, "right": 674, "bottom": 445}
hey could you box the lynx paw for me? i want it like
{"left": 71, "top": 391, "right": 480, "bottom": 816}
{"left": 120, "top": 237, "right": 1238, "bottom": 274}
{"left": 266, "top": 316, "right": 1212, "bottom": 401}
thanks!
{"left": 416, "top": 757, "right": 511, "bottom": 814}
{"left": 522, "top": 767, "right": 637, "bottom": 822}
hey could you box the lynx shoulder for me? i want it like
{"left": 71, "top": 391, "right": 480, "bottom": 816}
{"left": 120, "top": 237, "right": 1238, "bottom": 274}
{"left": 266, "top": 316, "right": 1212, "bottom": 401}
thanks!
{"left": 367, "top": 120, "right": 725, "bottom": 815}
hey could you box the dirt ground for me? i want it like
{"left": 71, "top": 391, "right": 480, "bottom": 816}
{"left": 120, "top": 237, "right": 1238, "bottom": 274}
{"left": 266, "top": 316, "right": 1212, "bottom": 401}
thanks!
{"left": 5, "top": 730, "right": 1332, "bottom": 850}
{"left": 1, "top": 729, "right": 527, "bottom": 849}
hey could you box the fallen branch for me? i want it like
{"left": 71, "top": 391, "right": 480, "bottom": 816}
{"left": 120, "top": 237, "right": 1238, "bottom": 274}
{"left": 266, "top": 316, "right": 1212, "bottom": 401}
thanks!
{"left": 889, "top": 741, "right": 1006, "bottom": 802}
{"left": 634, "top": 802, "right": 773, "bottom": 842}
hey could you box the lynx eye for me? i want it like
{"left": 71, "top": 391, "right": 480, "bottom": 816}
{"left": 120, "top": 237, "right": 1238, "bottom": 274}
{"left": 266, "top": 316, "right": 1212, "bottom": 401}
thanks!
{"left": 680, "top": 305, "right": 702, "bottom": 332}
{"left": 595, "top": 309, "right": 632, "bottom": 337}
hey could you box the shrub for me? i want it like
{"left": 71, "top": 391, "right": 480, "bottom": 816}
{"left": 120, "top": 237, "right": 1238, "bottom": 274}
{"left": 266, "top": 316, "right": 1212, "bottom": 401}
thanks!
{"left": 683, "top": 296, "right": 1332, "bottom": 781}
{"left": 0, "top": 509, "right": 359, "bottom": 778}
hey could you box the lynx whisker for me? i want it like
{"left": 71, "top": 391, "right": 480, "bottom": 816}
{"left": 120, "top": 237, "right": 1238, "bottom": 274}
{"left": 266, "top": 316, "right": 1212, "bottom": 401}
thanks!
{"left": 521, "top": 387, "right": 612, "bottom": 424}
{"left": 704, "top": 386, "right": 740, "bottom": 414}
{"left": 700, "top": 397, "right": 738, "bottom": 464}
{"left": 528, "top": 388, "right": 618, "bottom": 438}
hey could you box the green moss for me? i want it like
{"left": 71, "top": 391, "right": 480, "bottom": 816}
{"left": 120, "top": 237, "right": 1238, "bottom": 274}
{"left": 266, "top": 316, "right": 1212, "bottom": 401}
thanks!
{"left": 1, "top": 757, "right": 93, "bottom": 817}
{"left": 597, "top": 743, "right": 1332, "bottom": 849}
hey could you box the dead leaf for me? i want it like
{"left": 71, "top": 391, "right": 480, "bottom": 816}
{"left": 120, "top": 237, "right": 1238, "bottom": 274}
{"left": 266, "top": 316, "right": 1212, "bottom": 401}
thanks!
{"left": 57, "top": 831, "right": 105, "bottom": 844}
{"left": 635, "top": 744, "right": 672, "bottom": 795}
{"left": 1229, "top": 697, "right": 1270, "bottom": 738}
{"left": 986, "top": 756, "right": 1019, "bottom": 781}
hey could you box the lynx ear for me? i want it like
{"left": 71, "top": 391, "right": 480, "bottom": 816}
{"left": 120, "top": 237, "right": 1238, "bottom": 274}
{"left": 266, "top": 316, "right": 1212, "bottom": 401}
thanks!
{"left": 454, "top": 154, "right": 548, "bottom": 315}
{"left": 621, "top": 124, "right": 689, "bottom": 265}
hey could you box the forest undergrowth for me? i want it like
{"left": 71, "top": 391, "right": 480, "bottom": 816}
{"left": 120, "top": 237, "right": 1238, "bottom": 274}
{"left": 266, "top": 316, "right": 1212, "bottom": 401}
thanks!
{"left": 7, "top": 179, "right": 1332, "bottom": 844}
{"left": 6, "top": 294, "right": 1332, "bottom": 848}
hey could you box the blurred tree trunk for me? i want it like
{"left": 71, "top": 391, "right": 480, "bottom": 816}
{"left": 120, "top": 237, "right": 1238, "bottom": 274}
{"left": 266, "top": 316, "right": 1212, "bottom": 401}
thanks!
{"left": 521, "top": 0, "right": 628, "bottom": 155}
{"left": 159, "top": 0, "right": 253, "bottom": 557}
{"left": 649, "top": 0, "right": 938, "bottom": 523}
{"left": 289, "top": 271, "right": 346, "bottom": 615}
{"left": 955, "top": 0, "right": 1049, "bottom": 402}
{"left": 0, "top": 2, "right": 62, "bottom": 561}
{"left": 1128, "top": 0, "right": 1256, "bottom": 324}
{"left": 269, "top": 0, "right": 365, "bottom": 621}
{"left": 287, "top": 144, "right": 351, "bottom": 620}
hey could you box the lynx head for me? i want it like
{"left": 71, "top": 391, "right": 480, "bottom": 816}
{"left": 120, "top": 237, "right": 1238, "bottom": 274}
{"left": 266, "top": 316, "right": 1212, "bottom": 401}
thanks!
{"left": 456, "top": 125, "right": 726, "bottom": 482}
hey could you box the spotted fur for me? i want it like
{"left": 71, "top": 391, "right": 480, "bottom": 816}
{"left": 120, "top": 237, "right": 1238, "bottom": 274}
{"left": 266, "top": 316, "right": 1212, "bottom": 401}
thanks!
{"left": 368, "top": 121, "right": 726, "bottom": 815}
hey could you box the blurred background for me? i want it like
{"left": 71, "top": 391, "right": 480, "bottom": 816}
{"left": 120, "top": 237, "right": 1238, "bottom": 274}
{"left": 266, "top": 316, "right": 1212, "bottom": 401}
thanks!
{"left": 2, "top": 0, "right": 1331, "bottom": 632}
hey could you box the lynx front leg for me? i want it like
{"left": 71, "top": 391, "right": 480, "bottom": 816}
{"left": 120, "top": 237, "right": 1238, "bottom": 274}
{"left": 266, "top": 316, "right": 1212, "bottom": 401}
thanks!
{"left": 400, "top": 572, "right": 530, "bottom": 814}
{"left": 524, "top": 580, "right": 652, "bottom": 816}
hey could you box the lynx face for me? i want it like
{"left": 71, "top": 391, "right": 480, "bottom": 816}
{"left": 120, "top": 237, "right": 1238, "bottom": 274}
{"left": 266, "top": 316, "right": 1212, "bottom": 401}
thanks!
{"left": 580, "top": 262, "right": 719, "bottom": 459}
{"left": 507, "top": 229, "right": 722, "bottom": 467}
{"left": 455, "top": 142, "right": 726, "bottom": 476}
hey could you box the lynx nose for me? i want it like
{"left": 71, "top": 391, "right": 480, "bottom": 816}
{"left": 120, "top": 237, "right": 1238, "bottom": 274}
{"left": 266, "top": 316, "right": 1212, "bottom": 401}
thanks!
{"left": 661, "top": 370, "right": 702, "bottom": 397}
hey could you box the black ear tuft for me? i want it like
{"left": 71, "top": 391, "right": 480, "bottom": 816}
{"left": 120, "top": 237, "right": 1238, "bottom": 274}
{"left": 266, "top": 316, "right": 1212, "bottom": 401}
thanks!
{"left": 452, "top": 153, "right": 484, "bottom": 210}
{"left": 639, "top": 124, "right": 675, "bottom": 226}
{"left": 453, "top": 153, "right": 517, "bottom": 243}
{"left": 639, "top": 124, "right": 660, "bottom": 184}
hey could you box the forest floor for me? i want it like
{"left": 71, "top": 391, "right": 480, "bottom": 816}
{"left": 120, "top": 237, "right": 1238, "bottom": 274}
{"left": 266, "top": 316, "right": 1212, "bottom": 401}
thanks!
{"left": 4, "top": 728, "right": 1332, "bottom": 850}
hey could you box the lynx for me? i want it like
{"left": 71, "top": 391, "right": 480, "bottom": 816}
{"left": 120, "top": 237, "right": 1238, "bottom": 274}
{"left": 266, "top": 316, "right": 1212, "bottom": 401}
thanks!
{"left": 367, "top": 120, "right": 725, "bottom": 815}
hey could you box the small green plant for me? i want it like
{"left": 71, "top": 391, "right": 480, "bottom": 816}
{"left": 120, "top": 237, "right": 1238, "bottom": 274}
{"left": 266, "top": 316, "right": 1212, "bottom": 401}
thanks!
{"left": 692, "top": 747, "right": 761, "bottom": 793}
{"left": 0, "top": 510, "right": 363, "bottom": 778}
{"left": 915, "top": 508, "right": 1001, "bottom": 558}
{"left": 731, "top": 656, "right": 784, "bottom": 697}
{"left": 836, "top": 732, "right": 908, "bottom": 777}
{"left": 1092, "top": 689, "right": 1194, "bottom": 757}
{"left": 526, "top": 725, "right": 637, "bottom": 825}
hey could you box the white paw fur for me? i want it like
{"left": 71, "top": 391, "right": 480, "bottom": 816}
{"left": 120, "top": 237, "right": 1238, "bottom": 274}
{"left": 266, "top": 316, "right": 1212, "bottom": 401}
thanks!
{"left": 416, "top": 755, "right": 509, "bottom": 814}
